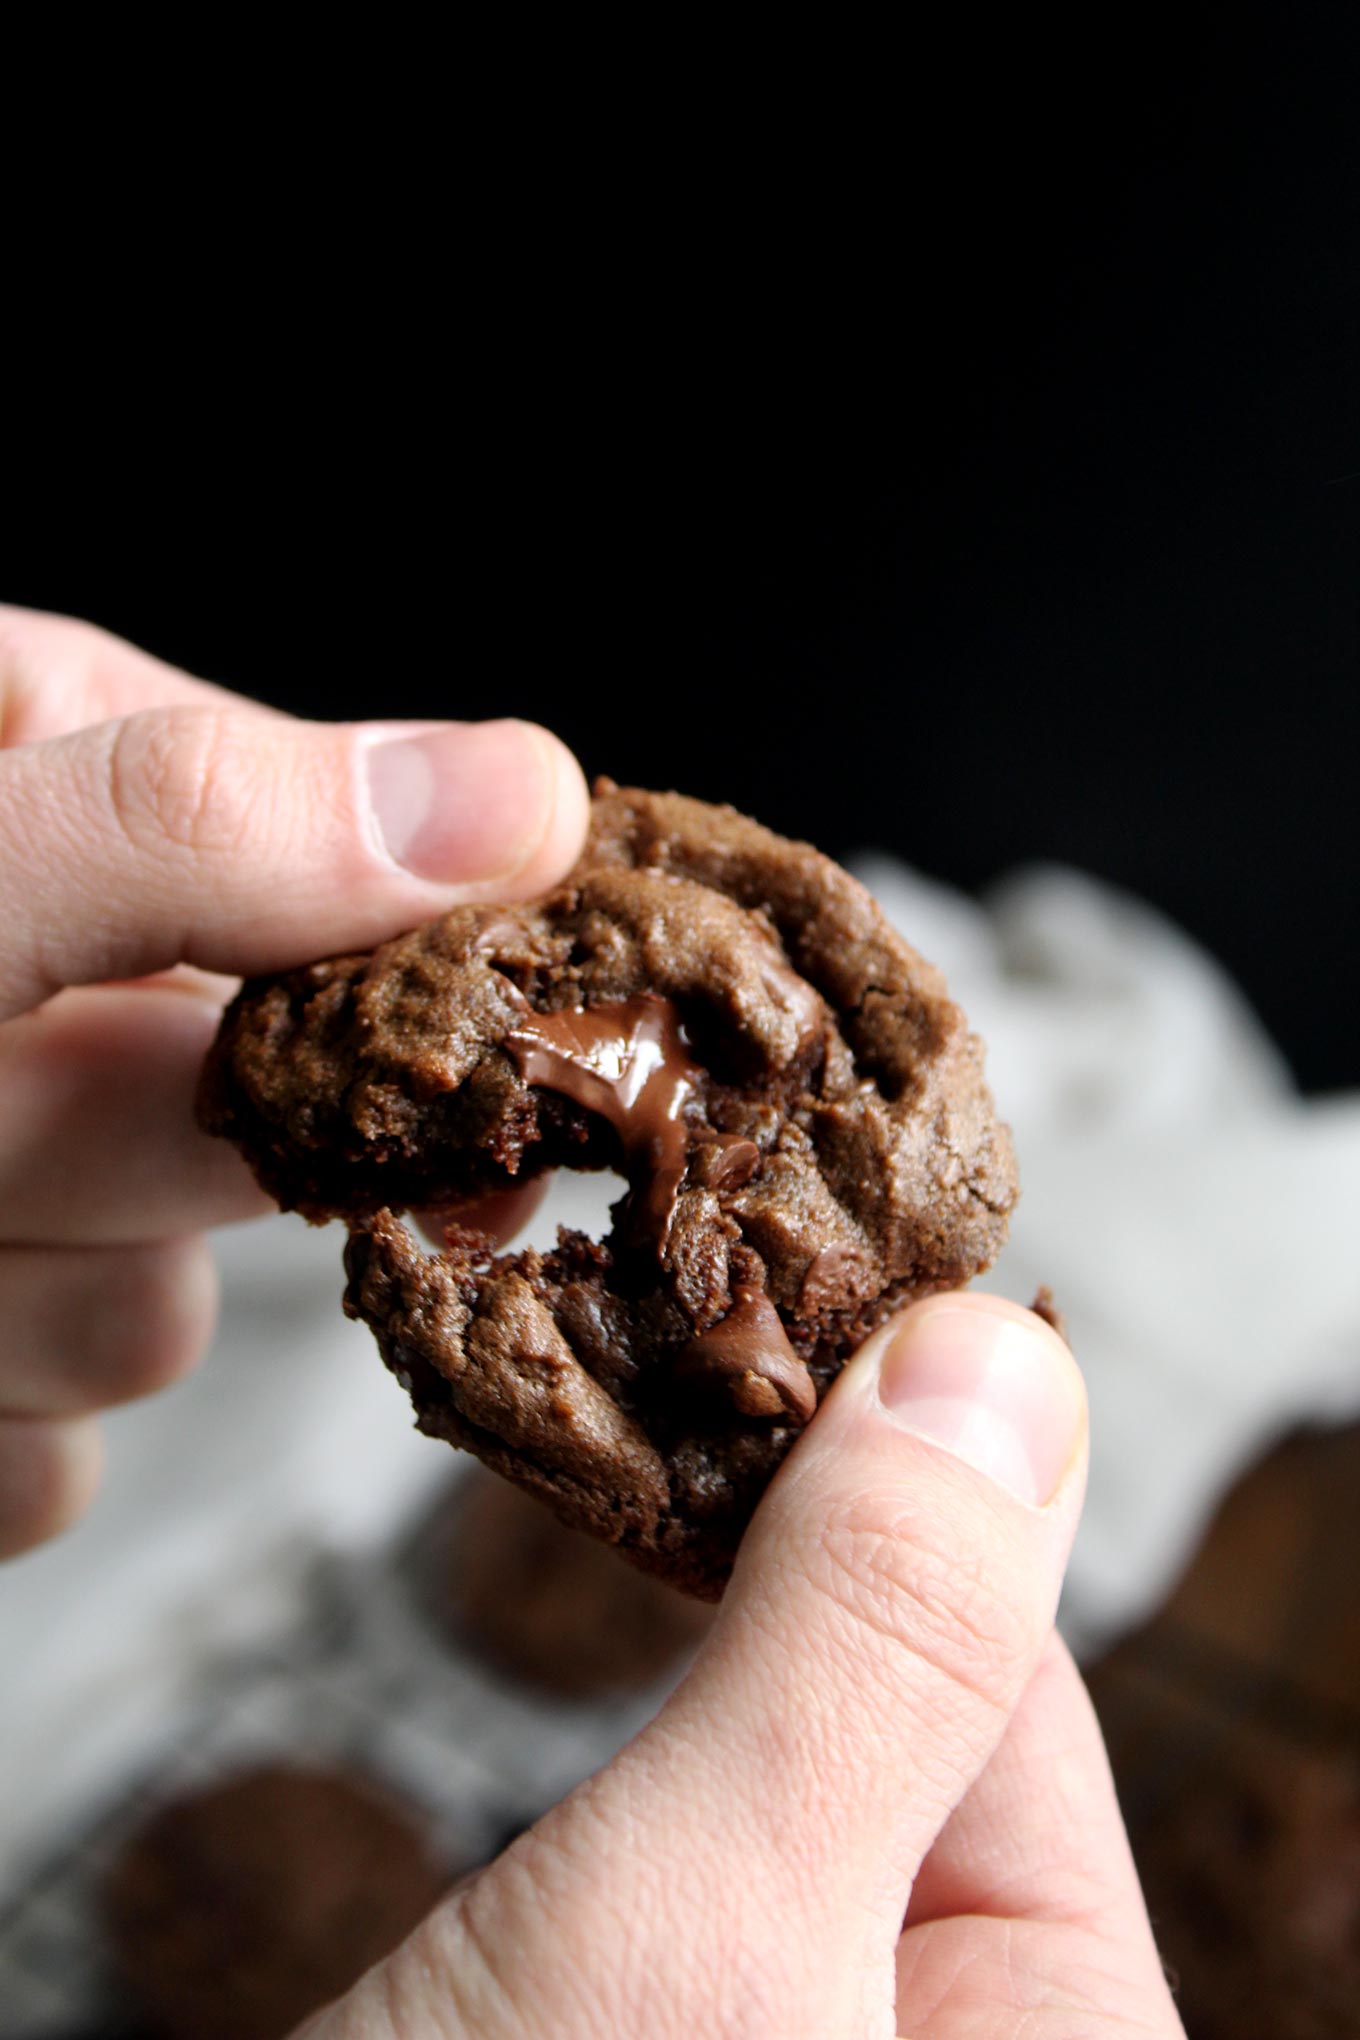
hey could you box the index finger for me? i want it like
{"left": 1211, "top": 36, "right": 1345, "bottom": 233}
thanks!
{"left": 0, "top": 699, "right": 590, "bottom": 1021}
{"left": 896, "top": 1635, "right": 1181, "bottom": 2024}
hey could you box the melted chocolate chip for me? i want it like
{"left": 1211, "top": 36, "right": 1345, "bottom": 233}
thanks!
{"left": 505, "top": 996, "right": 702, "bottom": 1247}
{"left": 693, "top": 1134, "right": 762, "bottom": 1192}
{"left": 674, "top": 1285, "right": 817, "bottom": 1426}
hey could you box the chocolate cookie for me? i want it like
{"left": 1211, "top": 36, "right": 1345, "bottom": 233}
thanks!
{"left": 201, "top": 783, "right": 1016, "bottom": 1596}
{"left": 410, "top": 1467, "right": 714, "bottom": 1698}
{"left": 102, "top": 1764, "right": 448, "bottom": 2040}
{"left": 1130, "top": 1746, "right": 1360, "bottom": 2036}
{"left": 1088, "top": 1420, "right": 1360, "bottom": 2033}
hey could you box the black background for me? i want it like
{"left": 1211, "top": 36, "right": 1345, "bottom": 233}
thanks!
{"left": 7, "top": 8, "right": 1357, "bottom": 1088}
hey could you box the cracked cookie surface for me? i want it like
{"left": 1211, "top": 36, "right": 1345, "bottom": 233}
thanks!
{"left": 200, "top": 783, "right": 1017, "bottom": 1596}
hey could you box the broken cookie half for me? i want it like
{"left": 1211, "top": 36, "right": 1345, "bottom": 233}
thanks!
{"left": 199, "top": 783, "right": 1017, "bottom": 1598}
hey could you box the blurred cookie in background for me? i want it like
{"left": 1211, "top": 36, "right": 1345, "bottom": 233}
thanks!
{"left": 101, "top": 1763, "right": 450, "bottom": 2040}
{"left": 1130, "top": 1737, "right": 1360, "bottom": 2037}
{"left": 1089, "top": 1420, "right": 1360, "bottom": 2036}
{"left": 408, "top": 1467, "right": 715, "bottom": 1700}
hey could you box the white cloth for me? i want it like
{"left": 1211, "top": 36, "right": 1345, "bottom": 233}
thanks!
{"left": 2, "top": 861, "right": 1358, "bottom": 1885}
{"left": 855, "top": 856, "right": 1360, "bottom": 1652}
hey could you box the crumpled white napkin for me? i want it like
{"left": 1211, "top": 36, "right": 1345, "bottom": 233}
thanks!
{"left": 855, "top": 855, "right": 1360, "bottom": 1653}
{"left": 3, "top": 860, "right": 1357, "bottom": 1882}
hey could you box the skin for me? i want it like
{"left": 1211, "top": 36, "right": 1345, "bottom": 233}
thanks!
{"left": 0, "top": 609, "right": 1186, "bottom": 2037}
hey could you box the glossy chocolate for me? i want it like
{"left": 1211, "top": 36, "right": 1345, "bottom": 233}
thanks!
{"left": 505, "top": 996, "right": 702, "bottom": 1245}
{"left": 675, "top": 1285, "right": 817, "bottom": 1425}
{"left": 699, "top": 1134, "right": 762, "bottom": 1192}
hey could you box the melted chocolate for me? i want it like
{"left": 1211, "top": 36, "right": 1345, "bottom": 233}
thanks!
{"left": 505, "top": 996, "right": 702, "bottom": 1246}
{"left": 675, "top": 1286, "right": 817, "bottom": 1426}
{"left": 696, "top": 1134, "right": 762, "bottom": 1192}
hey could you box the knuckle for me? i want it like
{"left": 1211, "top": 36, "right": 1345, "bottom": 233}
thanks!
{"left": 107, "top": 705, "right": 266, "bottom": 862}
{"left": 0, "top": 610, "right": 45, "bottom": 743}
{"left": 0, "top": 605, "right": 32, "bottom": 681}
{"left": 0, "top": 606, "right": 55, "bottom": 687}
{"left": 418, "top": 1882, "right": 526, "bottom": 2033}
{"left": 435, "top": 1817, "right": 798, "bottom": 2038}
{"left": 804, "top": 1491, "right": 1034, "bottom": 1715}
{"left": 0, "top": 611, "right": 107, "bottom": 746}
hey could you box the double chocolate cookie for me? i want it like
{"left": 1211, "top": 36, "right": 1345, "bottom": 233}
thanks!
{"left": 409, "top": 1476, "right": 717, "bottom": 1697}
{"left": 411, "top": 1467, "right": 715, "bottom": 1699}
{"left": 102, "top": 1764, "right": 448, "bottom": 2040}
{"left": 201, "top": 783, "right": 1016, "bottom": 1596}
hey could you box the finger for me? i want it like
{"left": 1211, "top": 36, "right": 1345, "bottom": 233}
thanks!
{"left": 894, "top": 1635, "right": 1181, "bottom": 2031}
{"left": 0, "top": 985, "right": 272, "bottom": 1241}
{"left": 0, "top": 1237, "right": 218, "bottom": 1415}
{"left": 904, "top": 1633, "right": 1157, "bottom": 1931}
{"left": 387, "top": 1295, "right": 1089, "bottom": 2039}
{"left": 413, "top": 1178, "right": 553, "bottom": 1251}
{"left": 0, "top": 604, "right": 247, "bottom": 747}
{"left": 662, "top": 1296, "right": 1087, "bottom": 1924}
{"left": 0, "top": 986, "right": 558, "bottom": 1244}
{"left": 0, "top": 702, "right": 591, "bottom": 1020}
{"left": 0, "top": 1414, "right": 103, "bottom": 1559}
{"left": 116, "top": 964, "right": 244, "bottom": 1003}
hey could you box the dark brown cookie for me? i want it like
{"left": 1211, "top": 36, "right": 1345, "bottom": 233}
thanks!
{"left": 1089, "top": 1420, "right": 1360, "bottom": 2034}
{"left": 201, "top": 783, "right": 1016, "bottom": 1596}
{"left": 1130, "top": 1745, "right": 1360, "bottom": 2036}
{"left": 409, "top": 1467, "right": 714, "bottom": 1698}
{"left": 101, "top": 1764, "right": 448, "bottom": 2040}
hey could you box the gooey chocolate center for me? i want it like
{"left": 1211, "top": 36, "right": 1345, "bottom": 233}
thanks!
{"left": 505, "top": 995, "right": 700, "bottom": 1247}
{"left": 503, "top": 995, "right": 817, "bottom": 1427}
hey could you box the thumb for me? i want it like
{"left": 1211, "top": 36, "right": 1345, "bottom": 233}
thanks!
{"left": 337, "top": 1295, "right": 1087, "bottom": 2039}
{"left": 673, "top": 1292, "right": 1085, "bottom": 1911}
{"left": 0, "top": 704, "right": 589, "bottom": 1018}
{"left": 555, "top": 1294, "right": 1083, "bottom": 2029}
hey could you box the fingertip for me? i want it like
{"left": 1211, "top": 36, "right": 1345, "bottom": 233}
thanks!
{"left": 0, "top": 1415, "right": 104, "bottom": 1559}
{"left": 920, "top": 1286, "right": 1076, "bottom": 1351}
{"left": 496, "top": 724, "right": 591, "bottom": 899}
{"left": 360, "top": 718, "right": 589, "bottom": 896}
{"left": 852, "top": 1288, "right": 1078, "bottom": 1371}
{"left": 840, "top": 1289, "right": 1087, "bottom": 1511}
{"left": 414, "top": 1175, "right": 553, "bottom": 1250}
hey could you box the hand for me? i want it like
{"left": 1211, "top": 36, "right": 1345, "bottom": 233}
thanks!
{"left": 0, "top": 605, "right": 590, "bottom": 1558}
{"left": 305, "top": 1295, "right": 1185, "bottom": 2037}
{"left": 1, "top": 610, "right": 1183, "bottom": 2031}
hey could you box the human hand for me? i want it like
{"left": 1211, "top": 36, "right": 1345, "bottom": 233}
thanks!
{"left": 304, "top": 1294, "right": 1185, "bottom": 2037}
{"left": 0, "top": 605, "right": 589, "bottom": 1558}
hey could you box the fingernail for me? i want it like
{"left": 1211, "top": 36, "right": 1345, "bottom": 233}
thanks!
{"left": 876, "top": 1300, "right": 1083, "bottom": 1506}
{"left": 364, "top": 721, "right": 556, "bottom": 883}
